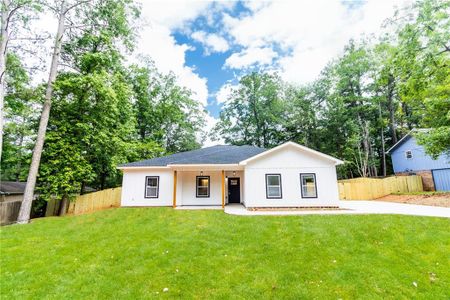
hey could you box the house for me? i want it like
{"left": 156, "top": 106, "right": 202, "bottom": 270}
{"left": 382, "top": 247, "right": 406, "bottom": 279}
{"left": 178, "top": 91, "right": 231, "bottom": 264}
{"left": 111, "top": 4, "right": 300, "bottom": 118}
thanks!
{"left": 118, "top": 141, "right": 344, "bottom": 208}
{"left": 387, "top": 130, "right": 450, "bottom": 191}
{"left": 0, "top": 181, "right": 28, "bottom": 203}
{"left": 0, "top": 181, "right": 37, "bottom": 225}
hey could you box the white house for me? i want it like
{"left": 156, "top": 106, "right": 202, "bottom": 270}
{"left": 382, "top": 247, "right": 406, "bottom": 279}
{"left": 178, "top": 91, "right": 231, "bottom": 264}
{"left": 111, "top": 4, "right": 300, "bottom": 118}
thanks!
{"left": 118, "top": 141, "right": 344, "bottom": 208}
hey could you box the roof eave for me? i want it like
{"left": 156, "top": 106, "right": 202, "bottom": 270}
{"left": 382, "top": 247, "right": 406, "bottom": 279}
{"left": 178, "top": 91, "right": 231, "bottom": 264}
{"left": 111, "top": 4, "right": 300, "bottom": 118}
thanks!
{"left": 117, "top": 166, "right": 171, "bottom": 170}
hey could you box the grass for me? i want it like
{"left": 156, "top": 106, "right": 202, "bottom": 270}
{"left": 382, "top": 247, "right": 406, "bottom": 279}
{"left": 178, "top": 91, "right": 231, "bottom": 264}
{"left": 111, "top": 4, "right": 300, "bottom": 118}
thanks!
{"left": 1, "top": 208, "right": 449, "bottom": 299}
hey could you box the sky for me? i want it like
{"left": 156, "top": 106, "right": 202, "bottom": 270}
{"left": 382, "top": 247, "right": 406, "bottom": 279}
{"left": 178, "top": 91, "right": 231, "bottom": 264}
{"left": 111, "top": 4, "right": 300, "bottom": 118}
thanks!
{"left": 31, "top": 0, "right": 411, "bottom": 146}
{"left": 135, "top": 0, "right": 411, "bottom": 145}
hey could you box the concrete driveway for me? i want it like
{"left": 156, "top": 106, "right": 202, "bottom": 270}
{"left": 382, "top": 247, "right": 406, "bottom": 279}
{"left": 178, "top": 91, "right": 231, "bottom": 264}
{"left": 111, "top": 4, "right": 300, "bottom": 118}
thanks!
{"left": 225, "top": 201, "right": 450, "bottom": 218}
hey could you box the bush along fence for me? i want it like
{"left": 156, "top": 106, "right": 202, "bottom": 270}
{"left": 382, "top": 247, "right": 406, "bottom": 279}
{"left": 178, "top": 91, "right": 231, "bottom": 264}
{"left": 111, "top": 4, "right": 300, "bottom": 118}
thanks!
{"left": 338, "top": 175, "right": 423, "bottom": 200}
{"left": 66, "top": 187, "right": 122, "bottom": 215}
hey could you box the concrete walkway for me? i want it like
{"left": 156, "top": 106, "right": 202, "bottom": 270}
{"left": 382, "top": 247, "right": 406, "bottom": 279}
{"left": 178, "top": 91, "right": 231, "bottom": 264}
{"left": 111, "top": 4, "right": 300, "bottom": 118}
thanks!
{"left": 224, "top": 201, "right": 450, "bottom": 218}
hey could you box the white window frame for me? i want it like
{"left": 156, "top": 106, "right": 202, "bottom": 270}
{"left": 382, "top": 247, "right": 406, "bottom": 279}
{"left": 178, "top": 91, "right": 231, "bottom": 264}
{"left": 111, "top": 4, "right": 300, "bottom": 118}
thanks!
{"left": 196, "top": 176, "right": 210, "bottom": 198}
{"left": 266, "top": 174, "right": 282, "bottom": 199}
{"left": 405, "top": 150, "right": 413, "bottom": 159}
{"left": 300, "top": 173, "right": 318, "bottom": 198}
{"left": 145, "top": 176, "right": 159, "bottom": 198}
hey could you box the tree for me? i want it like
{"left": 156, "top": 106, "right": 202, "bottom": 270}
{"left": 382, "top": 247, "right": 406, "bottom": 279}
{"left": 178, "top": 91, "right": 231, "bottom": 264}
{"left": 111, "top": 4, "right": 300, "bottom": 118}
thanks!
{"left": 34, "top": 0, "right": 140, "bottom": 213}
{"left": 392, "top": 0, "right": 450, "bottom": 157}
{"left": 129, "top": 60, "right": 206, "bottom": 153}
{"left": 1, "top": 53, "right": 40, "bottom": 180}
{"left": 17, "top": 0, "right": 67, "bottom": 223}
{"left": 0, "top": 0, "right": 40, "bottom": 162}
{"left": 18, "top": 0, "right": 140, "bottom": 222}
{"left": 213, "top": 72, "right": 286, "bottom": 148}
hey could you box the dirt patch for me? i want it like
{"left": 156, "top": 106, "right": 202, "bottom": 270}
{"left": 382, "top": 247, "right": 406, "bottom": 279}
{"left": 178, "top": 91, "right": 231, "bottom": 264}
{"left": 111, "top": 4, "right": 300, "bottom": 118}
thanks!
{"left": 377, "top": 194, "right": 450, "bottom": 207}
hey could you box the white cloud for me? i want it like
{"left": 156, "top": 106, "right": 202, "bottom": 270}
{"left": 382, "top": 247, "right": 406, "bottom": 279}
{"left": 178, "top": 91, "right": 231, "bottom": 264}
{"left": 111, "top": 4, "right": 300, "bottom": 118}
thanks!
{"left": 137, "top": 1, "right": 212, "bottom": 106}
{"left": 224, "top": 47, "right": 277, "bottom": 69}
{"left": 140, "top": 0, "right": 210, "bottom": 30}
{"left": 215, "top": 82, "right": 236, "bottom": 104}
{"left": 191, "top": 31, "right": 230, "bottom": 54}
{"left": 223, "top": 0, "right": 412, "bottom": 83}
{"left": 203, "top": 112, "right": 224, "bottom": 147}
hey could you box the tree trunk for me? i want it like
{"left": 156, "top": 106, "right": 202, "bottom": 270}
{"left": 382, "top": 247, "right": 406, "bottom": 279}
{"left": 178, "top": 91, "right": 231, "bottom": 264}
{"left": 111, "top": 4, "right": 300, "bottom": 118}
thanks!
{"left": 387, "top": 73, "right": 397, "bottom": 144}
{"left": 379, "top": 102, "right": 387, "bottom": 177}
{"left": 17, "top": 0, "right": 67, "bottom": 224}
{"left": 0, "top": 0, "right": 10, "bottom": 163}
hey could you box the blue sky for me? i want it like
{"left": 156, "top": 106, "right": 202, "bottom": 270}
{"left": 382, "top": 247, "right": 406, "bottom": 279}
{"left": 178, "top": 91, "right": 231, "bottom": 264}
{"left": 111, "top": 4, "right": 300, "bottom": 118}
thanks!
{"left": 33, "top": 0, "right": 410, "bottom": 143}
{"left": 132, "top": 0, "right": 411, "bottom": 144}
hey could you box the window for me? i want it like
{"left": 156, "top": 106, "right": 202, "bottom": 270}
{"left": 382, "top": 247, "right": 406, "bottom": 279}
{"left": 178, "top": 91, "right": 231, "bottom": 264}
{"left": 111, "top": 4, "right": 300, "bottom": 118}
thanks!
{"left": 405, "top": 150, "right": 413, "bottom": 159}
{"left": 196, "top": 176, "right": 210, "bottom": 197}
{"left": 300, "top": 173, "right": 317, "bottom": 198}
{"left": 266, "top": 174, "right": 282, "bottom": 198}
{"left": 145, "top": 176, "right": 159, "bottom": 198}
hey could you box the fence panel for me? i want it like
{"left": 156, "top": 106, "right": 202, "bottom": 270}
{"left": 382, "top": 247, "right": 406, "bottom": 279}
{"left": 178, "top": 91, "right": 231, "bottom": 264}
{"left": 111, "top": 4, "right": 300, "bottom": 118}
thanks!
{"left": 0, "top": 201, "right": 22, "bottom": 225}
{"left": 338, "top": 176, "right": 423, "bottom": 200}
{"left": 67, "top": 187, "right": 122, "bottom": 215}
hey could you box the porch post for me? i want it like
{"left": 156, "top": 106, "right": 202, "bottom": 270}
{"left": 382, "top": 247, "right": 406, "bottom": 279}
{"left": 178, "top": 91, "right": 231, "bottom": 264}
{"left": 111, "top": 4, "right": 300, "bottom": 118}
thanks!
{"left": 172, "top": 170, "right": 177, "bottom": 208}
{"left": 221, "top": 170, "right": 225, "bottom": 208}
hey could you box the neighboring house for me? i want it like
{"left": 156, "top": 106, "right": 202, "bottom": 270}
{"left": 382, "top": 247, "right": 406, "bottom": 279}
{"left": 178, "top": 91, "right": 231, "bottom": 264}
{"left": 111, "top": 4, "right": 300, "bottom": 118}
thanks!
{"left": 0, "top": 181, "right": 28, "bottom": 203}
{"left": 0, "top": 181, "right": 38, "bottom": 225}
{"left": 118, "top": 141, "right": 344, "bottom": 208}
{"left": 387, "top": 131, "right": 450, "bottom": 191}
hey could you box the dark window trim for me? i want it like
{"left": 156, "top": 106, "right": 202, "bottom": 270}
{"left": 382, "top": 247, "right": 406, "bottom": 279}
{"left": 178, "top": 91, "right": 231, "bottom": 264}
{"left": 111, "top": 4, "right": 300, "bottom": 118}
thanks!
{"left": 405, "top": 150, "right": 413, "bottom": 159}
{"left": 144, "top": 176, "right": 159, "bottom": 198}
{"left": 300, "top": 173, "right": 318, "bottom": 199}
{"left": 196, "top": 176, "right": 210, "bottom": 198}
{"left": 265, "top": 173, "right": 282, "bottom": 199}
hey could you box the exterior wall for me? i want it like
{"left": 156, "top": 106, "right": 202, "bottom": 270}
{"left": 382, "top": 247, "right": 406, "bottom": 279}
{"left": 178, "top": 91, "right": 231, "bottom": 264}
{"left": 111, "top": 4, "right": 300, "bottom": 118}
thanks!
{"left": 121, "top": 168, "right": 173, "bottom": 206}
{"left": 391, "top": 137, "right": 450, "bottom": 173}
{"left": 179, "top": 171, "right": 222, "bottom": 205}
{"left": 0, "top": 194, "right": 24, "bottom": 203}
{"left": 396, "top": 170, "right": 435, "bottom": 191}
{"left": 243, "top": 145, "right": 339, "bottom": 207}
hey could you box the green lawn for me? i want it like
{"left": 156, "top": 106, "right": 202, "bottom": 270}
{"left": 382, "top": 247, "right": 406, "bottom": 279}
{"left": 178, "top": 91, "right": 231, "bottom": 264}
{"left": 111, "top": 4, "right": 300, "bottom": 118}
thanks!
{"left": 1, "top": 208, "right": 449, "bottom": 299}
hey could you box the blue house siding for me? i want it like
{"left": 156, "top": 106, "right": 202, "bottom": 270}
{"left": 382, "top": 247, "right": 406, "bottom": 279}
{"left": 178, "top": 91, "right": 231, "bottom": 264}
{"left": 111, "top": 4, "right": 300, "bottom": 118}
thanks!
{"left": 390, "top": 136, "right": 450, "bottom": 173}
{"left": 432, "top": 169, "right": 450, "bottom": 191}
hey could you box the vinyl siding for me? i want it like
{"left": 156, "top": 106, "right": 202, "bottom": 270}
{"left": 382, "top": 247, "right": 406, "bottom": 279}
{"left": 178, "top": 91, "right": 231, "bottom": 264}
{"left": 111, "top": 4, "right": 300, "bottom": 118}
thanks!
{"left": 391, "top": 137, "right": 450, "bottom": 173}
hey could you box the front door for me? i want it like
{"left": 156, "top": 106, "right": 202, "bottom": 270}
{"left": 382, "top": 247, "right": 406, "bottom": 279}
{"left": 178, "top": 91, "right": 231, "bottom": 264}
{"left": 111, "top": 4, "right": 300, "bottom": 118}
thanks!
{"left": 228, "top": 177, "right": 240, "bottom": 203}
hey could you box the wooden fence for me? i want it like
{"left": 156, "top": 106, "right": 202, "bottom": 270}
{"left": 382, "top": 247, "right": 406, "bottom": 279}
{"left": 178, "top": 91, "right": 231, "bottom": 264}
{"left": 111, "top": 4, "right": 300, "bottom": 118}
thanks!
{"left": 0, "top": 200, "right": 22, "bottom": 225}
{"left": 67, "top": 187, "right": 122, "bottom": 215}
{"left": 338, "top": 175, "right": 423, "bottom": 200}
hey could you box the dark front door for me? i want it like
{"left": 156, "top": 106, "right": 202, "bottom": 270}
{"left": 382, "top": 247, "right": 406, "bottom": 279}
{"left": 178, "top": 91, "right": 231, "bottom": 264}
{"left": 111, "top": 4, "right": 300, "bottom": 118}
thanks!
{"left": 228, "top": 177, "right": 240, "bottom": 203}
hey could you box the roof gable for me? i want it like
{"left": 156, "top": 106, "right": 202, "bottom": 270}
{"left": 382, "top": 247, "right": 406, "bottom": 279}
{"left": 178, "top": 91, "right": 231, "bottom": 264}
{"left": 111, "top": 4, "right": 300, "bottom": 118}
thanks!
{"left": 386, "top": 129, "right": 429, "bottom": 154}
{"left": 239, "top": 142, "right": 344, "bottom": 165}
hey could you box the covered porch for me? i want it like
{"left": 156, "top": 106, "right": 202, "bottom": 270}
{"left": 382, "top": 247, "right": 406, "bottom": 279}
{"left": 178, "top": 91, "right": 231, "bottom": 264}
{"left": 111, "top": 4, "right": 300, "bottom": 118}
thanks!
{"left": 170, "top": 164, "right": 244, "bottom": 208}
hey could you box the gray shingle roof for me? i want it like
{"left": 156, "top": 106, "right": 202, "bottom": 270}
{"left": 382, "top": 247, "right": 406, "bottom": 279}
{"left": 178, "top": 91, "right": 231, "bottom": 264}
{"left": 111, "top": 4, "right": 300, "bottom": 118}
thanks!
{"left": 0, "top": 181, "right": 26, "bottom": 195}
{"left": 119, "top": 145, "right": 267, "bottom": 167}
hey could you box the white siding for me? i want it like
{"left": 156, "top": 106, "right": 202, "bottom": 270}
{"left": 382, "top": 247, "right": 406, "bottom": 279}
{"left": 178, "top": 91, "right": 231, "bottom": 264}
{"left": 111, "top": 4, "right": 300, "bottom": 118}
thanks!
{"left": 179, "top": 171, "right": 222, "bottom": 205}
{"left": 121, "top": 169, "right": 173, "bottom": 206}
{"left": 243, "top": 145, "right": 339, "bottom": 207}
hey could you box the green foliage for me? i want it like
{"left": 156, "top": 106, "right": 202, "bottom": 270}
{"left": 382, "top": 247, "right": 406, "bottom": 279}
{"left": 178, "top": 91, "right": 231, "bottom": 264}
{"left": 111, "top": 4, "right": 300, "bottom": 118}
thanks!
{"left": 1, "top": 53, "right": 41, "bottom": 181}
{"left": 129, "top": 61, "right": 206, "bottom": 153}
{"left": 394, "top": 0, "right": 450, "bottom": 157}
{"left": 213, "top": 72, "right": 286, "bottom": 148}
